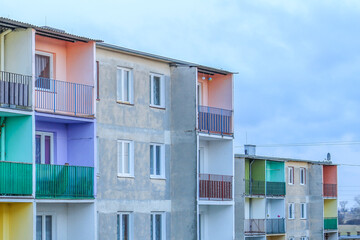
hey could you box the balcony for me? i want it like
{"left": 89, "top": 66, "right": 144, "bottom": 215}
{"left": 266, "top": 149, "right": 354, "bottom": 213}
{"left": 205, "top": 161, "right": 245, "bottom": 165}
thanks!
{"left": 35, "top": 78, "right": 94, "bottom": 117}
{"left": 266, "top": 218, "right": 285, "bottom": 234}
{"left": 245, "top": 219, "right": 265, "bottom": 235}
{"left": 198, "top": 105, "right": 233, "bottom": 136}
{"left": 199, "top": 173, "right": 233, "bottom": 201}
{"left": 36, "top": 164, "right": 94, "bottom": 199}
{"left": 245, "top": 180, "right": 265, "bottom": 195}
{"left": 0, "top": 71, "right": 32, "bottom": 110}
{"left": 324, "top": 217, "right": 337, "bottom": 230}
{"left": 323, "top": 184, "right": 337, "bottom": 197}
{"left": 266, "top": 181, "right": 286, "bottom": 196}
{"left": 0, "top": 161, "right": 32, "bottom": 196}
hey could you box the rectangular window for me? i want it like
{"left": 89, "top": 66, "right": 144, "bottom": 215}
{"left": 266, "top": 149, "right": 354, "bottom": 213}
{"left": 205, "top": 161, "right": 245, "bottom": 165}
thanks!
{"left": 150, "top": 144, "right": 165, "bottom": 178}
{"left": 151, "top": 212, "right": 165, "bottom": 240}
{"left": 300, "top": 167, "right": 306, "bottom": 185}
{"left": 117, "top": 67, "right": 133, "bottom": 103}
{"left": 117, "top": 212, "right": 132, "bottom": 240}
{"left": 301, "top": 203, "right": 307, "bottom": 219}
{"left": 288, "top": 167, "right": 294, "bottom": 185}
{"left": 35, "top": 51, "right": 53, "bottom": 90}
{"left": 300, "top": 237, "right": 308, "bottom": 240}
{"left": 36, "top": 214, "right": 54, "bottom": 240}
{"left": 288, "top": 203, "right": 295, "bottom": 219}
{"left": 150, "top": 73, "right": 165, "bottom": 108}
{"left": 117, "top": 140, "right": 134, "bottom": 177}
{"left": 289, "top": 238, "right": 295, "bottom": 240}
{"left": 35, "top": 131, "right": 54, "bottom": 164}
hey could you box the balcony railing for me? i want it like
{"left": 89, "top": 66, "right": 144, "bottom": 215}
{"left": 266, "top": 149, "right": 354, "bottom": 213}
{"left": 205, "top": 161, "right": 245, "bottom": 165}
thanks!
{"left": 35, "top": 78, "right": 94, "bottom": 117}
{"left": 0, "top": 161, "right": 32, "bottom": 196}
{"left": 198, "top": 105, "right": 233, "bottom": 135}
{"left": 324, "top": 217, "right": 338, "bottom": 230}
{"left": 36, "top": 164, "right": 94, "bottom": 199}
{"left": 266, "top": 181, "right": 286, "bottom": 196}
{"left": 323, "top": 184, "right": 337, "bottom": 197}
{"left": 199, "top": 173, "right": 233, "bottom": 201}
{"left": 266, "top": 218, "right": 285, "bottom": 234}
{"left": 245, "top": 179, "right": 265, "bottom": 195}
{"left": 0, "top": 71, "right": 32, "bottom": 109}
{"left": 245, "top": 219, "right": 265, "bottom": 234}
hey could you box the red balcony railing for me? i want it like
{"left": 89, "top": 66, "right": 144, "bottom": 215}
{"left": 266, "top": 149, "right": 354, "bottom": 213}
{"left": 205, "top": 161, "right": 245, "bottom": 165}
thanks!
{"left": 245, "top": 219, "right": 265, "bottom": 234}
{"left": 199, "top": 173, "right": 233, "bottom": 201}
{"left": 323, "top": 184, "right": 337, "bottom": 197}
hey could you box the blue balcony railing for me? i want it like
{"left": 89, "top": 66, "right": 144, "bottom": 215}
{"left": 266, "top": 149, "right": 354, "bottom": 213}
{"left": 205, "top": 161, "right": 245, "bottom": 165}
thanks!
{"left": 198, "top": 105, "right": 233, "bottom": 135}
{"left": 35, "top": 78, "right": 94, "bottom": 117}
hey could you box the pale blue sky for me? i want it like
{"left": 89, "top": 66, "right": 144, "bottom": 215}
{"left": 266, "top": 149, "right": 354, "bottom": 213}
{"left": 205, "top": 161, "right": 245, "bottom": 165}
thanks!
{"left": 2, "top": 0, "right": 360, "bottom": 206}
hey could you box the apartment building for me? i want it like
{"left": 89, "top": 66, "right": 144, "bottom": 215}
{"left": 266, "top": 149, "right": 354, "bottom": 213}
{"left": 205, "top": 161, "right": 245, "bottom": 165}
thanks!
{"left": 95, "top": 42, "right": 234, "bottom": 239}
{"left": 235, "top": 145, "right": 338, "bottom": 240}
{"left": 0, "top": 17, "right": 98, "bottom": 240}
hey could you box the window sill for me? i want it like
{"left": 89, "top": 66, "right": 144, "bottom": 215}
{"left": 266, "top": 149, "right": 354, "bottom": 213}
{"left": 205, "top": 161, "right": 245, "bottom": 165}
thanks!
{"left": 117, "top": 101, "right": 134, "bottom": 106}
{"left": 288, "top": 183, "right": 294, "bottom": 185}
{"left": 149, "top": 105, "right": 165, "bottom": 110}
{"left": 150, "top": 176, "right": 166, "bottom": 180}
{"left": 117, "top": 174, "right": 135, "bottom": 179}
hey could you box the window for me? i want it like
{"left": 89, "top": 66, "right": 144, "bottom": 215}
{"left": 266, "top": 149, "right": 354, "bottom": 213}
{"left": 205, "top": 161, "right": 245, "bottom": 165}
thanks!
{"left": 36, "top": 214, "right": 54, "bottom": 240}
{"left": 288, "top": 238, "right": 295, "bottom": 240}
{"left": 117, "top": 140, "right": 134, "bottom": 177}
{"left": 150, "top": 144, "right": 165, "bottom": 178}
{"left": 150, "top": 73, "right": 165, "bottom": 108}
{"left": 35, "top": 51, "right": 53, "bottom": 90}
{"left": 117, "top": 67, "right": 133, "bottom": 103}
{"left": 301, "top": 203, "right": 307, "bottom": 219}
{"left": 288, "top": 203, "right": 295, "bottom": 219}
{"left": 117, "top": 212, "right": 132, "bottom": 240}
{"left": 301, "top": 237, "right": 308, "bottom": 240}
{"left": 151, "top": 212, "right": 165, "bottom": 240}
{"left": 300, "top": 167, "right": 306, "bottom": 185}
{"left": 36, "top": 131, "right": 54, "bottom": 164}
{"left": 288, "top": 167, "right": 294, "bottom": 185}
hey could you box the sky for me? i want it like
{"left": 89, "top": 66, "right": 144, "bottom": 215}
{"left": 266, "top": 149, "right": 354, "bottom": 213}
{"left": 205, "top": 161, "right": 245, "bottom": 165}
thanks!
{"left": 2, "top": 0, "right": 360, "bottom": 207}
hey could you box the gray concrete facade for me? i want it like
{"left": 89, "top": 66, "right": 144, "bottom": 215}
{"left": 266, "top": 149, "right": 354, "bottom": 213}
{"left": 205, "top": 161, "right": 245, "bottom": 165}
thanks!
{"left": 235, "top": 156, "right": 245, "bottom": 240}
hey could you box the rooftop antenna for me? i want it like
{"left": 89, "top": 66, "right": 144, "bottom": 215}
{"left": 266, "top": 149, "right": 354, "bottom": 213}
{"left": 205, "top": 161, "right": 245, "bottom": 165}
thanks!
{"left": 326, "top": 153, "right": 331, "bottom": 161}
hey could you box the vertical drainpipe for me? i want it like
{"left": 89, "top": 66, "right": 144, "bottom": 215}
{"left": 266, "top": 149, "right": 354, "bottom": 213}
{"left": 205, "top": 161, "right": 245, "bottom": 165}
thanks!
{"left": 0, "top": 117, "right": 5, "bottom": 161}
{"left": 0, "top": 29, "right": 12, "bottom": 72}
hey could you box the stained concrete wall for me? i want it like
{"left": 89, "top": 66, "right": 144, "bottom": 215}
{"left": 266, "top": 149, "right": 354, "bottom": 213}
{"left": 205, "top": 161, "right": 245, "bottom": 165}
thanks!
{"left": 96, "top": 47, "right": 187, "bottom": 239}
{"left": 170, "top": 66, "right": 197, "bottom": 240}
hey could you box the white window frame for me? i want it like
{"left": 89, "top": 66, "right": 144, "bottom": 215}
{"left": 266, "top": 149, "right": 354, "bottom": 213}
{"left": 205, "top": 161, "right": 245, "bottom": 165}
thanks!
{"left": 300, "top": 167, "right": 306, "bottom": 185}
{"left": 149, "top": 73, "right": 165, "bottom": 108}
{"left": 117, "top": 140, "right": 134, "bottom": 177}
{"left": 300, "top": 237, "right": 308, "bottom": 240}
{"left": 36, "top": 213, "right": 56, "bottom": 240}
{"left": 288, "top": 203, "right": 295, "bottom": 219}
{"left": 288, "top": 167, "right": 294, "bottom": 185}
{"left": 36, "top": 131, "right": 54, "bottom": 164}
{"left": 35, "top": 51, "right": 54, "bottom": 91}
{"left": 117, "top": 67, "right": 133, "bottom": 104}
{"left": 301, "top": 203, "right": 307, "bottom": 219}
{"left": 151, "top": 212, "right": 166, "bottom": 240}
{"left": 150, "top": 143, "right": 165, "bottom": 179}
{"left": 117, "top": 212, "right": 133, "bottom": 240}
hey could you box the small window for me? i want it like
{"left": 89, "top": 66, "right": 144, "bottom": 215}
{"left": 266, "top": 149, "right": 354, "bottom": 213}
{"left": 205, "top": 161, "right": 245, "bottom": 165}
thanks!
{"left": 117, "top": 67, "right": 133, "bottom": 103}
{"left": 35, "top": 131, "right": 54, "bottom": 164}
{"left": 300, "top": 168, "right": 306, "bottom": 185}
{"left": 35, "top": 51, "right": 54, "bottom": 90}
{"left": 288, "top": 167, "right": 294, "bottom": 185}
{"left": 150, "top": 73, "right": 165, "bottom": 108}
{"left": 150, "top": 144, "right": 165, "bottom": 178}
{"left": 288, "top": 203, "right": 295, "bottom": 219}
{"left": 301, "top": 237, "right": 308, "bottom": 240}
{"left": 151, "top": 212, "right": 165, "bottom": 240}
{"left": 36, "top": 214, "right": 54, "bottom": 240}
{"left": 117, "top": 212, "right": 132, "bottom": 240}
{"left": 289, "top": 238, "right": 295, "bottom": 240}
{"left": 301, "top": 203, "right": 307, "bottom": 219}
{"left": 117, "top": 140, "right": 134, "bottom": 177}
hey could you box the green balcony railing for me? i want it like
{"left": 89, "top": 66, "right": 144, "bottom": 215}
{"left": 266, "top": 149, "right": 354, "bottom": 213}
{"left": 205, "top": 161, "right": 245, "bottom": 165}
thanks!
{"left": 0, "top": 161, "right": 32, "bottom": 196}
{"left": 36, "top": 164, "right": 94, "bottom": 199}
{"left": 266, "top": 181, "right": 286, "bottom": 196}
{"left": 324, "top": 217, "right": 337, "bottom": 230}
{"left": 245, "top": 179, "right": 265, "bottom": 195}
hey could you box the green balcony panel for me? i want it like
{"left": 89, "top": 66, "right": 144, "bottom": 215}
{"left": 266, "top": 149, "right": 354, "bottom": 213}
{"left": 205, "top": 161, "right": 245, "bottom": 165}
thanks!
{"left": 266, "top": 181, "right": 286, "bottom": 196}
{"left": 245, "top": 180, "right": 265, "bottom": 195}
{"left": 0, "top": 161, "right": 32, "bottom": 196}
{"left": 36, "top": 164, "right": 94, "bottom": 199}
{"left": 324, "top": 217, "right": 337, "bottom": 230}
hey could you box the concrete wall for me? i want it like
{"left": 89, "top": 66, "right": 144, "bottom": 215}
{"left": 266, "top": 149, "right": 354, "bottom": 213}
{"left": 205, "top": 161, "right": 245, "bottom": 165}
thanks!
{"left": 4, "top": 28, "right": 33, "bottom": 76}
{"left": 96, "top": 47, "right": 177, "bottom": 239}
{"left": 203, "top": 205, "right": 233, "bottom": 240}
{"left": 267, "top": 199, "right": 285, "bottom": 218}
{"left": 235, "top": 157, "right": 245, "bottom": 240}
